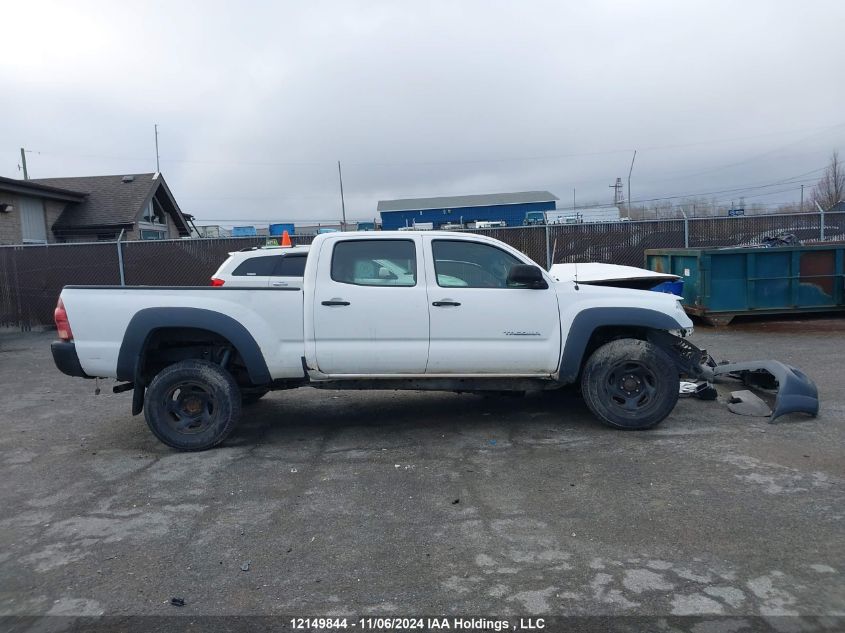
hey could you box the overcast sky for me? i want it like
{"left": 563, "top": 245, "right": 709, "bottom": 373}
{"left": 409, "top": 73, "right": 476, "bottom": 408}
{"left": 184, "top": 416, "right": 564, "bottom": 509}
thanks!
{"left": 2, "top": 0, "right": 844, "bottom": 224}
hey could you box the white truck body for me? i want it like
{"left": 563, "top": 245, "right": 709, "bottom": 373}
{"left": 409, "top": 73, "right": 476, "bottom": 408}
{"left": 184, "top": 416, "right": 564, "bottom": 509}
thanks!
{"left": 61, "top": 230, "right": 805, "bottom": 450}
{"left": 60, "top": 232, "right": 692, "bottom": 382}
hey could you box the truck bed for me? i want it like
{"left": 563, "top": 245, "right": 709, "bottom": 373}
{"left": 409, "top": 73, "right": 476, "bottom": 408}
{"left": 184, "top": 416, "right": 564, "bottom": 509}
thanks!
{"left": 61, "top": 286, "right": 306, "bottom": 380}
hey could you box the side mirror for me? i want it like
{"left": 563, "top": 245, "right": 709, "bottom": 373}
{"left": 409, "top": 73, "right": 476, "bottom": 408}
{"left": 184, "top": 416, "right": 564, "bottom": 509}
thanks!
{"left": 507, "top": 264, "right": 548, "bottom": 289}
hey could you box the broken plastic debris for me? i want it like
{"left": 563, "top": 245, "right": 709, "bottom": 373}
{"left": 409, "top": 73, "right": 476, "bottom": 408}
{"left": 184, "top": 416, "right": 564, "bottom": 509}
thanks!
{"left": 694, "top": 383, "right": 718, "bottom": 401}
{"left": 728, "top": 390, "right": 773, "bottom": 417}
{"left": 240, "top": 561, "right": 250, "bottom": 572}
{"left": 679, "top": 381, "right": 698, "bottom": 396}
{"left": 679, "top": 381, "right": 717, "bottom": 400}
{"left": 170, "top": 598, "right": 185, "bottom": 607}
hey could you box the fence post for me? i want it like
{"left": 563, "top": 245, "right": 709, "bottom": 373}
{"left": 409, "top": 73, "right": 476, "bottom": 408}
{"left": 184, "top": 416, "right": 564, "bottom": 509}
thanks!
{"left": 116, "top": 229, "right": 126, "bottom": 286}
{"left": 815, "top": 202, "right": 825, "bottom": 241}
{"left": 679, "top": 207, "right": 690, "bottom": 247}
{"left": 544, "top": 224, "right": 551, "bottom": 269}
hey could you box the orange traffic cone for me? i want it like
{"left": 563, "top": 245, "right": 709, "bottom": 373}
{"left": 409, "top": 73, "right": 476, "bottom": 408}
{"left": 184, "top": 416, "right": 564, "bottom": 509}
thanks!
{"left": 281, "top": 230, "right": 292, "bottom": 247}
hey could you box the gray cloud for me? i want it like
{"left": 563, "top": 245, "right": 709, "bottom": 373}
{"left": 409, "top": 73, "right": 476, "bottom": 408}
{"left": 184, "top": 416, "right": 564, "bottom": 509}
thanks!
{"left": 2, "top": 0, "right": 843, "bottom": 224}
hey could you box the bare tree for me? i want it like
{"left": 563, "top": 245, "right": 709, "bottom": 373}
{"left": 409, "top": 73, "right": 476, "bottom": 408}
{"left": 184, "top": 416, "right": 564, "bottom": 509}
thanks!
{"left": 812, "top": 151, "right": 845, "bottom": 210}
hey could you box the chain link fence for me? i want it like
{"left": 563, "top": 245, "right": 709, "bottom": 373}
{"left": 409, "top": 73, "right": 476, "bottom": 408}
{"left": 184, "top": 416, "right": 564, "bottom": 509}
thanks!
{"left": 2, "top": 213, "right": 843, "bottom": 328}
{"left": 121, "top": 234, "right": 314, "bottom": 285}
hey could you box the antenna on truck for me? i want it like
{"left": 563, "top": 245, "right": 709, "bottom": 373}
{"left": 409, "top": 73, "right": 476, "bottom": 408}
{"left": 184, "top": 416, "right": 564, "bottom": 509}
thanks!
{"left": 574, "top": 261, "right": 580, "bottom": 291}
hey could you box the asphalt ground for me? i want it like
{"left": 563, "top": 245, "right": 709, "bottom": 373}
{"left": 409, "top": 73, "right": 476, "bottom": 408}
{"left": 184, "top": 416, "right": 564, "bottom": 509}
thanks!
{"left": 0, "top": 320, "right": 843, "bottom": 631}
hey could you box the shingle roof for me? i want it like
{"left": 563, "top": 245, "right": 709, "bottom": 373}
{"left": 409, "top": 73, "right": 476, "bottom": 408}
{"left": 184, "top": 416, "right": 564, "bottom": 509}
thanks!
{"left": 377, "top": 190, "right": 559, "bottom": 213}
{"left": 31, "top": 173, "right": 158, "bottom": 228}
{"left": 0, "top": 175, "right": 87, "bottom": 201}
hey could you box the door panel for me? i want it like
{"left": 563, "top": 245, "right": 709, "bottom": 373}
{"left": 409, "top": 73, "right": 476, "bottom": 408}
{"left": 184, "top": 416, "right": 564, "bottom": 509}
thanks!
{"left": 425, "top": 238, "right": 561, "bottom": 374}
{"left": 313, "top": 238, "right": 429, "bottom": 374}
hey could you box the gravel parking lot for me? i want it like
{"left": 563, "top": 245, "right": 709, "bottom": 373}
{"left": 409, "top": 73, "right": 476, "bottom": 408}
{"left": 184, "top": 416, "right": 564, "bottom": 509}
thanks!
{"left": 1, "top": 321, "right": 843, "bottom": 628}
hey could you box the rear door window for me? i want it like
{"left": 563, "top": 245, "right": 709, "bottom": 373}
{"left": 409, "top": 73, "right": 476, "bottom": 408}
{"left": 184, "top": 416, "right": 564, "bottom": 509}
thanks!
{"left": 331, "top": 240, "right": 416, "bottom": 286}
{"left": 232, "top": 256, "right": 278, "bottom": 276}
{"left": 274, "top": 254, "right": 307, "bottom": 277}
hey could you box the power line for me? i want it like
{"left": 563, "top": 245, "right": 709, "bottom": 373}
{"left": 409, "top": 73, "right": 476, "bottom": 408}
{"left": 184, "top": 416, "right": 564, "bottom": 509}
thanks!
{"left": 17, "top": 120, "right": 845, "bottom": 169}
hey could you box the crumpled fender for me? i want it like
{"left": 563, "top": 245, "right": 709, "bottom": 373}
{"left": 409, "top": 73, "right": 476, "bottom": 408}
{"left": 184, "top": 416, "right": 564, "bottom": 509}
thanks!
{"left": 711, "top": 361, "right": 819, "bottom": 422}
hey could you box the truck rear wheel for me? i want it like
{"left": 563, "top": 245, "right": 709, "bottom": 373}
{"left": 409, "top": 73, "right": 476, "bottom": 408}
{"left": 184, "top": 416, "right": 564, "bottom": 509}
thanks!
{"left": 144, "top": 359, "right": 241, "bottom": 451}
{"left": 580, "top": 338, "right": 679, "bottom": 430}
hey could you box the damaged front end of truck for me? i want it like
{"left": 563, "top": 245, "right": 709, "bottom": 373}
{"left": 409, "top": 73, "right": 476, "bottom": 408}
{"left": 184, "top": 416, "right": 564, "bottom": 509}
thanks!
{"left": 649, "top": 331, "right": 820, "bottom": 422}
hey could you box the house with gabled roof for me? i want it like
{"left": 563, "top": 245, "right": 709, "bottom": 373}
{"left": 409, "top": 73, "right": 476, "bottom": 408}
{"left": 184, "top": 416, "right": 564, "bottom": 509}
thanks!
{"left": 0, "top": 172, "right": 193, "bottom": 244}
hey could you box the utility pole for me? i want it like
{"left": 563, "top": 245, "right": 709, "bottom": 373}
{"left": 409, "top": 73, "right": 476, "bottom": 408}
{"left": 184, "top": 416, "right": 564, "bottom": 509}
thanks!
{"left": 627, "top": 150, "right": 637, "bottom": 218}
{"left": 154, "top": 124, "right": 160, "bottom": 173}
{"left": 800, "top": 184, "right": 804, "bottom": 213}
{"left": 337, "top": 160, "right": 347, "bottom": 231}
{"left": 20, "top": 148, "right": 29, "bottom": 180}
{"left": 573, "top": 188, "right": 576, "bottom": 211}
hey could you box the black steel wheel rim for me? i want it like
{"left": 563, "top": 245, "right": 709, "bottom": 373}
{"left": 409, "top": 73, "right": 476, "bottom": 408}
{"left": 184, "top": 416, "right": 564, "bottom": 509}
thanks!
{"left": 163, "top": 381, "right": 217, "bottom": 434}
{"left": 603, "top": 361, "right": 658, "bottom": 414}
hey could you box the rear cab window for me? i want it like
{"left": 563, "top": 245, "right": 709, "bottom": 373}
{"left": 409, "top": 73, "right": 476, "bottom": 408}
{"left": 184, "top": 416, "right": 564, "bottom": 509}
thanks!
{"left": 232, "top": 256, "right": 278, "bottom": 276}
{"left": 331, "top": 240, "right": 417, "bottom": 286}
{"left": 232, "top": 253, "right": 307, "bottom": 277}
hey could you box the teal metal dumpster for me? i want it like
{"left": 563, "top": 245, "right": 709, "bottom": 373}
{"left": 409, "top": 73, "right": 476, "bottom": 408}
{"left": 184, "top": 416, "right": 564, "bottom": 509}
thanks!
{"left": 645, "top": 244, "right": 845, "bottom": 325}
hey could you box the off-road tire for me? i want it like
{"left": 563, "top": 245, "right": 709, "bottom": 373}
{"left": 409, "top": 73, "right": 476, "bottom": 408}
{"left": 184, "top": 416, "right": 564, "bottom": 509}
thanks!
{"left": 144, "top": 359, "right": 242, "bottom": 451}
{"left": 580, "top": 338, "right": 679, "bottom": 430}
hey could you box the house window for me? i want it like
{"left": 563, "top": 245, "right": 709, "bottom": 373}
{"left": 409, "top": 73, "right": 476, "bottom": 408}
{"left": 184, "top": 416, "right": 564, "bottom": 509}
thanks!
{"left": 142, "top": 201, "right": 155, "bottom": 223}
{"left": 142, "top": 199, "right": 166, "bottom": 225}
{"left": 140, "top": 229, "right": 165, "bottom": 240}
{"left": 19, "top": 196, "right": 47, "bottom": 243}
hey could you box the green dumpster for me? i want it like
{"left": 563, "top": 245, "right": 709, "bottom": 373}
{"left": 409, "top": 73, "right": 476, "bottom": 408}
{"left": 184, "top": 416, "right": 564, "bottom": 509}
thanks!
{"left": 645, "top": 244, "right": 845, "bottom": 325}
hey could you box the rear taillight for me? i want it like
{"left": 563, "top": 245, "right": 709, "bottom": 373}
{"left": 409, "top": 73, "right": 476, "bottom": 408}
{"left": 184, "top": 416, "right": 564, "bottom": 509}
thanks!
{"left": 210, "top": 278, "right": 225, "bottom": 287}
{"left": 54, "top": 298, "right": 73, "bottom": 341}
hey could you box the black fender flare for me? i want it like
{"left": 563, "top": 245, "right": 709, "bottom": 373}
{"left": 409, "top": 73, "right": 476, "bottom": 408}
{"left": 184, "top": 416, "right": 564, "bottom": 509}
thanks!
{"left": 558, "top": 307, "right": 686, "bottom": 383}
{"left": 116, "top": 307, "right": 272, "bottom": 386}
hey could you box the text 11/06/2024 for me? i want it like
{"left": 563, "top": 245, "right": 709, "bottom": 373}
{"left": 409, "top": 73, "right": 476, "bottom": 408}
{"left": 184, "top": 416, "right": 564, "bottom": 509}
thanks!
{"left": 290, "top": 617, "right": 546, "bottom": 631}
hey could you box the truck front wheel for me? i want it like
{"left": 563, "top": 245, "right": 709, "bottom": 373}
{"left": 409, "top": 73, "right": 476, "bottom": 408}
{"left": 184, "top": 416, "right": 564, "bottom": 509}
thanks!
{"left": 144, "top": 359, "right": 242, "bottom": 451}
{"left": 580, "top": 339, "right": 679, "bottom": 430}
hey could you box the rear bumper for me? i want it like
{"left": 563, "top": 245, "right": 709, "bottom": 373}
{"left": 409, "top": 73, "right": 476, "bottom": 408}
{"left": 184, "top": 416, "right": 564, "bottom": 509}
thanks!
{"left": 51, "top": 341, "right": 92, "bottom": 378}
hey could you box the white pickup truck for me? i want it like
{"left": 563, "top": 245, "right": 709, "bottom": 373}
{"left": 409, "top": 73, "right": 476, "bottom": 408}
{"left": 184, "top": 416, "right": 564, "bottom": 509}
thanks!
{"left": 51, "top": 231, "right": 818, "bottom": 450}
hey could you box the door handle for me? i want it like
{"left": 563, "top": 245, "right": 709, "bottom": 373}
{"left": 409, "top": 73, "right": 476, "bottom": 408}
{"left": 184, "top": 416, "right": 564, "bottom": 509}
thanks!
{"left": 271, "top": 281, "right": 288, "bottom": 287}
{"left": 321, "top": 300, "right": 351, "bottom": 306}
{"left": 432, "top": 300, "right": 461, "bottom": 307}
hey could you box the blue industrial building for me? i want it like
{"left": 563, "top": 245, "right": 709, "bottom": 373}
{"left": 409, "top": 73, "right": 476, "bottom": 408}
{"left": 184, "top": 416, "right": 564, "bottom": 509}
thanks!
{"left": 377, "top": 191, "right": 559, "bottom": 230}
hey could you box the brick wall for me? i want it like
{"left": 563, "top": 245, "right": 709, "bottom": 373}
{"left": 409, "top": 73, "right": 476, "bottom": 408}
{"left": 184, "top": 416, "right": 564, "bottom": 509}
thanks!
{"left": 44, "top": 200, "right": 68, "bottom": 243}
{"left": 0, "top": 195, "right": 23, "bottom": 245}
